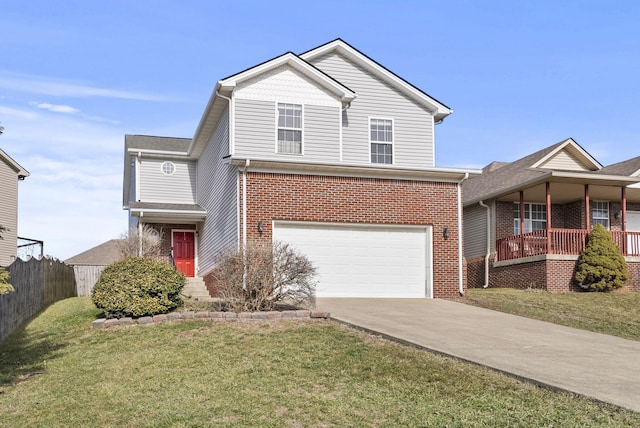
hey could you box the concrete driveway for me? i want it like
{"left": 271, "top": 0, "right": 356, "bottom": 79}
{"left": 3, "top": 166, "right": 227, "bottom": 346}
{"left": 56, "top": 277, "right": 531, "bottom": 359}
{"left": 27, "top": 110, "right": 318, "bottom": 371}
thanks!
{"left": 316, "top": 297, "right": 640, "bottom": 413}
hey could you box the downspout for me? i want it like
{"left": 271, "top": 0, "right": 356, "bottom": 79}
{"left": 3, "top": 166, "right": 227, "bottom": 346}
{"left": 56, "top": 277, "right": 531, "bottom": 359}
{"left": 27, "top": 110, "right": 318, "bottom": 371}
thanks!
{"left": 138, "top": 212, "right": 143, "bottom": 257}
{"left": 242, "top": 159, "right": 250, "bottom": 290}
{"left": 216, "top": 91, "right": 234, "bottom": 155}
{"left": 478, "top": 200, "right": 491, "bottom": 288}
{"left": 457, "top": 173, "right": 469, "bottom": 296}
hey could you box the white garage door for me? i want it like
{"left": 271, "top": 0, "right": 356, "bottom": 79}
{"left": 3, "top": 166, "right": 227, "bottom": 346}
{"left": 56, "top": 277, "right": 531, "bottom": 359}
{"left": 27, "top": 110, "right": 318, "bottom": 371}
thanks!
{"left": 272, "top": 222, "right": 432, "bottom": 298}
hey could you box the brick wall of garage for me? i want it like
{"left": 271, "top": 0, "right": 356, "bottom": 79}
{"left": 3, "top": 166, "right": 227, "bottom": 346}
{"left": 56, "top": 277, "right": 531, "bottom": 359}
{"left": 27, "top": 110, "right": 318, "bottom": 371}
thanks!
{"left": 237, "top": 171, "right": 465, "bottom": 298}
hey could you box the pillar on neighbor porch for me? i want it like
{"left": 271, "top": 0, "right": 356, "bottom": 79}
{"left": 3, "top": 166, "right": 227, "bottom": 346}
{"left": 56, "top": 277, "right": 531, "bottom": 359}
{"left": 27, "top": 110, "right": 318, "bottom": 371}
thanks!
{"left": 622, "top": 187, "right": 627, "bottom": 232}
{"left": 546, "top": 182, "right": 552, "bottom": 253}
{"left": 520, "top": 191, "right": 525, "bottom": 258}
{"left": 584, "top": 184, "right": 590, "bottom": 230}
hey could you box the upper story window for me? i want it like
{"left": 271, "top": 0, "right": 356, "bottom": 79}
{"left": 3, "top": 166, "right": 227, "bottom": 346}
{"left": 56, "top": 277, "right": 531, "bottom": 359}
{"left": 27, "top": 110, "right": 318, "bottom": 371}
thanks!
{"left": 592, "top": 201, "right": 609, "bottom": 229}
{"left": 161, "top": 161, "right": 176, "bottom": 175}
{"left": 513, "top": 203, "right": 547, "bottom": 235}
{"left": 370, "top": 118, "right": 393, "bottom": 164}
{"left": 277, "top": 103, "right": 302, "bottom": 154}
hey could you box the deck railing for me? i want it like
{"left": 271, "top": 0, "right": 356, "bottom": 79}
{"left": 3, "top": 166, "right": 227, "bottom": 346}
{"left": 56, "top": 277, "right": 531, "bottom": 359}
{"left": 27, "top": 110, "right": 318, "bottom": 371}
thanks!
{"left": 496, "top": 229, "right": 640, "bottom": 261}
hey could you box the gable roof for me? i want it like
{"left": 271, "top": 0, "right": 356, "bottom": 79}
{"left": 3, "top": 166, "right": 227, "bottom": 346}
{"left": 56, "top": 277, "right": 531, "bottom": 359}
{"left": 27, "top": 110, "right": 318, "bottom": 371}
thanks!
{"left": 463, "top": 138, "right": 640, "bottom": 206}
{"left": 599, "top": 156, "right": 640, "bottom": 177}
{"left": 65, "top": 239, "right": 123, "bottom": 266}
{"left": 0, "top": 148, "right": 30, "bottom": 179}
{"left": 125, "top": 134, "right": 191, "bottom": 155}
{"left": 300, "top": 38, "right": 453, "bottom": 122}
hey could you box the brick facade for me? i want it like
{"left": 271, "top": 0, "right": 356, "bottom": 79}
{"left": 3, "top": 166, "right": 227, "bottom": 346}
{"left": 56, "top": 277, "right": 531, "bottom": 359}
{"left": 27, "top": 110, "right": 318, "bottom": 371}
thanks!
{"left": 230, "top": 171, "right": 465, "bottom": 298}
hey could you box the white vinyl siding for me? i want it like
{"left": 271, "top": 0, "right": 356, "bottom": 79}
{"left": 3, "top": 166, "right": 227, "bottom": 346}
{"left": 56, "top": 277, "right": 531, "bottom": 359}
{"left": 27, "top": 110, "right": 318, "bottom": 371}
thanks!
{"left": 464, "top": 204, "right": 491, "bottom": 259}
{"left": 273, "top": 222, "right": 432, "bottom": 298}
{"left": 539, "top": 150, "right": 591, "bottom": 171}
{"left": 0, "top": 159, "right": 19, "bottom": 266}
{"left": 139, "top": 159, "right": 196, "bottom": 204}
{"left": 309, "top": 52, "right": 435, "bottom": 168}
{"left": 235, "top": 99, "right": 341, "bottom": 163}
{"left": 196, "top": 107, "right": 238, "bottom": 276}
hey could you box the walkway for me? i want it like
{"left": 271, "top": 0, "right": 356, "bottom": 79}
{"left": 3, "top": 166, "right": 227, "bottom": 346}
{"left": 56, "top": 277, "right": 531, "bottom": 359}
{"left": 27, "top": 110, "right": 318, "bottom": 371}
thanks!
{"left": 316, "top": 298, "right": 640, "bottom": 413}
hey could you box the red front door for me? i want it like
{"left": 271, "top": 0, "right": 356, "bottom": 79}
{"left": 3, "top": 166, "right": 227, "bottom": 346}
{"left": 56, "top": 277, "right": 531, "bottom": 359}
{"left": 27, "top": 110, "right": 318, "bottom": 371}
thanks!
{"left": 173, "top": 231, "right": 195, "bottom": 277}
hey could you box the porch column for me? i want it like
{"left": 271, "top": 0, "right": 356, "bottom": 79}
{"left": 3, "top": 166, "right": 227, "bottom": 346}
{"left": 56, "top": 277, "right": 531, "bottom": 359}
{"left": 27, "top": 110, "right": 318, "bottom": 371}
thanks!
{"left": 622, "top": 187, "right": 627, "bottom": 232}
{"left": 520, "top": 191, "right": 525, "bottom": 258}
{"left": 546, "top": 182, "right": 552, "bottom": 253}
{"left": 584, "top": 184, "right": 590, "bottom": 230}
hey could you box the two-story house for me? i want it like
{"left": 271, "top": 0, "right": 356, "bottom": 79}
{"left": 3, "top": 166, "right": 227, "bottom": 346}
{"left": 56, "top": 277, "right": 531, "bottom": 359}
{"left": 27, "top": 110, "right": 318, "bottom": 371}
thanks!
{"left": 463, "top": 138, "right": 640, "bottom": 292}
{"left": 0, "top": 148, "right": 30, "bottom": 267}
{"left": 123, "top": 39, "right": 480, "bottom": 299}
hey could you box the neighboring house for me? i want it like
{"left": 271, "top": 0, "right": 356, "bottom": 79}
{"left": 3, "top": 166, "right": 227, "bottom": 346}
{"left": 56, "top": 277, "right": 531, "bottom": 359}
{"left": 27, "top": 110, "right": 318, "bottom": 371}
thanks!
{"left": 123, "top": 39, "right": 480, "bottom": 299}
{"left": 463, "top": 138, "right": 640, "bottom": 292}
{"left": 65, "top": 239, "right": 124, "bottom": 296}
{"left": 0, "top": 148, "right": 29, "bottom": 267}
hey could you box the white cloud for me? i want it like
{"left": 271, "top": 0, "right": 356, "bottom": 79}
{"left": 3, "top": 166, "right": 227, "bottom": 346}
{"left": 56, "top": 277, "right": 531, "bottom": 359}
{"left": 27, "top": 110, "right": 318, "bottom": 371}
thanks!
{"left": 30, "top": 101, "right": 79, "bottom": 114}
{"left": 0, "top": 71, "right": 169, "bottom": 101}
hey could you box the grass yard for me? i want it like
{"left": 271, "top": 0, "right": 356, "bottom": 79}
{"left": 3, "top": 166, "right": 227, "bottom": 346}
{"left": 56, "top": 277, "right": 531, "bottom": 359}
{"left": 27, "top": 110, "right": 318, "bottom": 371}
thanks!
{"left": 1, "top": 298, "right": 639, "bottom": 427}
{"left": 459, "top": 288, "right": 640, "bottom": 342}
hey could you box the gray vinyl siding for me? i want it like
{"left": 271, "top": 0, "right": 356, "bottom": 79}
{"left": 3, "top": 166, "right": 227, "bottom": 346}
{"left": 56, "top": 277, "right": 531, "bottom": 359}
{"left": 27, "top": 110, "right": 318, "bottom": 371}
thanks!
{"left": 139, "top": 159, "right": 196, "bottom": 204}
{"left": 234, "top": 99, "right": 340, "bottom": 163}
{"left": 310, "top": 52, "right": 435, "bottom": 168}
{"left": 0, "top": 160, "right": 19, "bottom": 266}
{"left": 464, "top": 204, "right": 491, "bottom": 259}
{"left": 197, "top": 106, "right": 238, "bottom": 275}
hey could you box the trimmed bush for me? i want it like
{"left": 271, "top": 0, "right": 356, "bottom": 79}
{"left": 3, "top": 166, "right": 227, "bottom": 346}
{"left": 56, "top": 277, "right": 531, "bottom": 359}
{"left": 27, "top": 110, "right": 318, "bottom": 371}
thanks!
{"left": 574, "top": 224, "right": 630, "bottom": 291}
{"left": 92, "top": 257, "right": 185, "bottom": 318}
{"left": 0, "top": 267, "right": 13, "bottom": 294}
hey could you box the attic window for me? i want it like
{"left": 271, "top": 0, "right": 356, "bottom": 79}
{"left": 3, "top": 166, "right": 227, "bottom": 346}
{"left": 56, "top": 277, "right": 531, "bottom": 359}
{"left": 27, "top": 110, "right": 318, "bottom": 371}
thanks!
{"left": 161, "top": 161, "right": 176, "bottom": 175}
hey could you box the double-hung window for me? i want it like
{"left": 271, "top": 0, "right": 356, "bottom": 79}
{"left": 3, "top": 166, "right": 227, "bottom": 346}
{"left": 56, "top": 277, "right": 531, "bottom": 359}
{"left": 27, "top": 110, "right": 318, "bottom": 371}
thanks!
{"left": 277, "top": 103, "right": 302, "bottom": 154}
{"left": 513, "top": 203, "right": 547, "bottom": 235}
{"left": 592, "top": 201, "right": 609, "bottom": 229}
{"left": 370, "top": 118, "right": 393, "bottom": 164}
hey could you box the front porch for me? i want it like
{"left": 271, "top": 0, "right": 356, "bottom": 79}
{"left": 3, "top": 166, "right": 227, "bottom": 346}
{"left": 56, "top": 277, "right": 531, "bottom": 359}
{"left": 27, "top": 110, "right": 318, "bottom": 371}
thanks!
{"left": 497, "top": 229, "right": 640, "bottom": 261}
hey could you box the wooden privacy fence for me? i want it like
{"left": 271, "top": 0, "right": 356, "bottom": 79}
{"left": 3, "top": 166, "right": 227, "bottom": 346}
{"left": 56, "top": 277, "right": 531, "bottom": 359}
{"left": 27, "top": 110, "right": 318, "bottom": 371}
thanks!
{"left": 73, "top": 265, "right": 106, "bottom": 296}
{"left": 0, "top": 258, "right": 76, "bottom": 343}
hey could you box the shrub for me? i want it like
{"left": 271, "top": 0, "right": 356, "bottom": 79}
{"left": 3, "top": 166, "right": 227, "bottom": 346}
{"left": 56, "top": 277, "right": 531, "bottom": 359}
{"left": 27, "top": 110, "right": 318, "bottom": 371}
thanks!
{"left": 574, "top": 224, "right": 630, "bottom": 291}
{"left": 212, "top": 240, "right": 317, "bottom": 312}
{"left": 92, "top": 257, "right": 185, "bottom": 318}
{"left": 0, "top": 267, "right": 13, "bottom": 294}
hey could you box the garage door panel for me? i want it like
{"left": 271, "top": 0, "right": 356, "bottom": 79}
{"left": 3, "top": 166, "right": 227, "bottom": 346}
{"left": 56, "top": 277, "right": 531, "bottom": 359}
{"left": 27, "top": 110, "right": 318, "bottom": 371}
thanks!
{"left": 273, "top": 222, "right": 431, "bottom": 298}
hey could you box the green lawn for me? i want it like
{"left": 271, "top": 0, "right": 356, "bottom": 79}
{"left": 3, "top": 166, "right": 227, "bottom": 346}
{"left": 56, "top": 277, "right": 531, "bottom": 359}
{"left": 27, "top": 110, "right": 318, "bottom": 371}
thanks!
{"left": 1, "top": 298, "right": 639, "bottom": 427}
{"left": 458, "top": 288, "right": 640, "bottom": 341}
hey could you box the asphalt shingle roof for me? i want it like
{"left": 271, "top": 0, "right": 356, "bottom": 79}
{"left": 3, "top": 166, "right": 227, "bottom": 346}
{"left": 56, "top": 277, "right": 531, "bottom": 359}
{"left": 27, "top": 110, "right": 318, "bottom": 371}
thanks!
{"left": 125, "top": 135, "right": 191, "bottom": 153}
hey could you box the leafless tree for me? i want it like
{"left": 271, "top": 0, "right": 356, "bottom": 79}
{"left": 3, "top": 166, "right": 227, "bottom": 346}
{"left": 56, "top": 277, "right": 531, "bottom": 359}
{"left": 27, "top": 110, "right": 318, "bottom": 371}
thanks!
{"left": 211, "top": 240, "right": 317, "bottom": 312}
{"left": 117, "top": 225, "right": 163, "bottom": 258}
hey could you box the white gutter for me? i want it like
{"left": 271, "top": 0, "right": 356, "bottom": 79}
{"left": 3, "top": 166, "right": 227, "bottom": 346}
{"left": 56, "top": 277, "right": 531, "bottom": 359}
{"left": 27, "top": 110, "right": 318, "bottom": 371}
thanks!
{"left": 457, "top": 173, "right": 469, "bottom": 295}
{"left": 215, "top": 91, "right": 234, "bottom": 155}
{"left": 478, "top": 200, "right": 491, "bottom": 288}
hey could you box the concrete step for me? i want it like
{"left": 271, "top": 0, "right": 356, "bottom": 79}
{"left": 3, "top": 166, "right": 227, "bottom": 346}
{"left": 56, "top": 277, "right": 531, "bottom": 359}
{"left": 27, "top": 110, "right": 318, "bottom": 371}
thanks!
{"left": 182, "top": 277, "right": 214, "bottom": 301}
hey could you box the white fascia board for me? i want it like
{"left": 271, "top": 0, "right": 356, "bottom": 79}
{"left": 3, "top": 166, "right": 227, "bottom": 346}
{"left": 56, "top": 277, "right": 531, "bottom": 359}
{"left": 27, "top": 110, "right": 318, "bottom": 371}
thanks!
{"left": 532, "top": 138, "right": 603, "bottom": 170}
{"left": 126, "top": 147, "right": 189, "bottom": 157}
{"left": 230, "top": 157, "right": 480, "bottom": 182}
{"left": 300, "top": 40, "right": 452, "bottom": 118}
{"left": 219, "top": 53, "right": 356, "bottom": 102}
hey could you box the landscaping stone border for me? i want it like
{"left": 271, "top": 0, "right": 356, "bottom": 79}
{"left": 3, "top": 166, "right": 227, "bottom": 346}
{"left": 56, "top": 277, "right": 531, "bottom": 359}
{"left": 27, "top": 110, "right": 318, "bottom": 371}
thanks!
{"left": 91, "top": 310, "right": 331, "bottom": 329}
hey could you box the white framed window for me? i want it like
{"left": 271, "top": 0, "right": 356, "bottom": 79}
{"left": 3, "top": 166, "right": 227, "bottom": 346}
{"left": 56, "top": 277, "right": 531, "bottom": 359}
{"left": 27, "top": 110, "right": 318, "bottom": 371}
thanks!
{"left": 161, "top": 161, "right": 176, "bottom": 175}
{"left": 370, "top": 118, "right": 393, "bottom": 164}
{"left": 513, "top": 203, "right": 547, "bottom": 234}
{"left": 592, "top": 201, "right": 609, "bottom": 229}
{"left": 277, "top": 103, "right": 302, "bottom": 154}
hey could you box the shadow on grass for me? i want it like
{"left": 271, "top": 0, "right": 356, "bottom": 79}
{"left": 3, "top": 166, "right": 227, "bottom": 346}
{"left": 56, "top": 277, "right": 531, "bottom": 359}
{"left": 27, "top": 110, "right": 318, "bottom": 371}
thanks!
{"left": 0, "top": 326, "right": 67, "bottom": 387}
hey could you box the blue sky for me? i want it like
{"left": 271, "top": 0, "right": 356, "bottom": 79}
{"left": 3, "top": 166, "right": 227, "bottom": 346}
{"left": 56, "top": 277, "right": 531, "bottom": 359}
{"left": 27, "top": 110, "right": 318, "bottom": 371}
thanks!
{"left": 1, "top": 1, "right": 639, "bottom": 259}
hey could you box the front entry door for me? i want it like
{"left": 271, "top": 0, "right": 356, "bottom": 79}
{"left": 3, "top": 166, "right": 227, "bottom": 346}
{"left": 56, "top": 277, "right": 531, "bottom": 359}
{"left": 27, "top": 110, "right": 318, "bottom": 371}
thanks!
{"left": 173, "top": 231, "right": 195, "bottom": 277}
